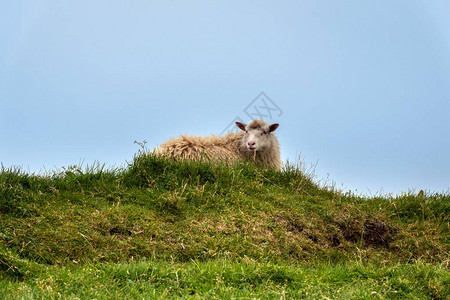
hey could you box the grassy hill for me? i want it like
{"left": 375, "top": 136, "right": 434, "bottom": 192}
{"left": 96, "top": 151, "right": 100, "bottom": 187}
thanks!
{"left": 1, "top": 153, "right": 449, "bottom": 299}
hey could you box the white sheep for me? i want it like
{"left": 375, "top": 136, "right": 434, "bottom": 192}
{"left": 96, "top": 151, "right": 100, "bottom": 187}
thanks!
{"left": 152, "top": 119, "right": 281, "bottom": 169}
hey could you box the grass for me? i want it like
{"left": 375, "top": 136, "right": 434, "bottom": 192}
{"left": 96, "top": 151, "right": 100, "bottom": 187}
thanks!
{"left": 1, "top": 152, "right": 449, "bottom": 299}
{"left": 1, "top": 259, "right": 448, "bottom": 299}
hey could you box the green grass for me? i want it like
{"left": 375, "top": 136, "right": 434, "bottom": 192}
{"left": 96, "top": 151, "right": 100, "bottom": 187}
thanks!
{"left": 1, "top": 259, "right": 448, "bottom": 299}
{"left": 1, "top": 153, "right": 449, "bottom": 299}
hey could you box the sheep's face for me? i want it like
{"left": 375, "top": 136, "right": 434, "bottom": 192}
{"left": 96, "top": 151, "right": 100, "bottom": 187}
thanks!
{"left": 236, "top": 120, "right": 279, "bottom": 152}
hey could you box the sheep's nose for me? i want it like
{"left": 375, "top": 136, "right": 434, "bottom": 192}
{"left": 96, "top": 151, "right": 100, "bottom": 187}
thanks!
{"left": 248, "top": 142, "right": 256, "bottom": 147}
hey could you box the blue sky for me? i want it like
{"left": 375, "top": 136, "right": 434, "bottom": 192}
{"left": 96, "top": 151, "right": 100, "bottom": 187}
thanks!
{"left": 1, "top": 0, "right": 449, "bottom": 195}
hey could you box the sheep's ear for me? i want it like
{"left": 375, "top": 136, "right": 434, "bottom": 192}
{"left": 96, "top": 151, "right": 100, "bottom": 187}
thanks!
{"left": 269, "top": 123, "right": 279, "bottom": 132}
{"left": 235, "top": 122, "right": 247, "bottom": 131}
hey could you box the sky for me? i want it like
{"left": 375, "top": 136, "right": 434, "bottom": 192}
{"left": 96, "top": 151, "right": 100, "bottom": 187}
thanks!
{"left": 1, "top": 0, "right": 449, "bottom": 196}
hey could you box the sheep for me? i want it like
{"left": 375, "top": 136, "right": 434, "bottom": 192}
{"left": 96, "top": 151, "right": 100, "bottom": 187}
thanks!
{"left": 152, "top": 119, "right": 281, "bottom": 169}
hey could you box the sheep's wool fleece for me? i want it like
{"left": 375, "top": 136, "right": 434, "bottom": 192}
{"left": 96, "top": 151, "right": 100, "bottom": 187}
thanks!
{"left": 154, "top": 127, "right": 281, "bottom": 169}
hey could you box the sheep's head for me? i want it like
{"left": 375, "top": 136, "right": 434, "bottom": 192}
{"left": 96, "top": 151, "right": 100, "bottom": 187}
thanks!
{"left": 235, "top": 119, "right": 279, "bottom": 152}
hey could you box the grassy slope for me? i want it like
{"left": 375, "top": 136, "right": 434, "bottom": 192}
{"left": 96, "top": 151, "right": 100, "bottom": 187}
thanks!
{"left": 1, "top": 153, "right": 449, "bottom": 299}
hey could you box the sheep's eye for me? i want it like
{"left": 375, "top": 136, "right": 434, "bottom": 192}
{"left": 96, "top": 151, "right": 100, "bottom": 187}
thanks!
{"left": 261, "top": 131, "right": 267, "bottom": 136}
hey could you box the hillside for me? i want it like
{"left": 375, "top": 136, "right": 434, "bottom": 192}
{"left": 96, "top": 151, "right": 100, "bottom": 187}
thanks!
{"left": 1, "top": 153, "right": 449, "bottom": 299}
